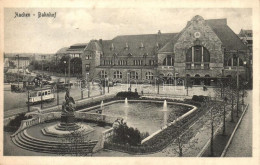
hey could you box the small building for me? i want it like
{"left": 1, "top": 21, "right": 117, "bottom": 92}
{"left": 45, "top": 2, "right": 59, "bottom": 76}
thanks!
{"left": 66, "top": 43, "right": 88, "bottom": 58}
{"left": 8, "top": 56, "right": 31, "bottom": 69}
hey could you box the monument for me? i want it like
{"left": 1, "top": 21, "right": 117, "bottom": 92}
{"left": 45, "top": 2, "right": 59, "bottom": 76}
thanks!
{"left": 42, "top": 89, "right": 94, "bottom": 137}
{"left": 55, "top": 89, "right": 80, "bottom": 131}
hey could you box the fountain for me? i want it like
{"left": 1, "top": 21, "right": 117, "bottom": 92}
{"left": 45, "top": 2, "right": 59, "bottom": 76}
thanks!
{"left": 163, "top": 100, "right": 168, "bottom": 111}
{"left": 124, "top": 98, "right": 128, "bottom": 121}
{"left": 163, "top": 110, "right": 168, "bottom": 126}
{"left": 125, "top": 98, "right": 129, "bottom": 107}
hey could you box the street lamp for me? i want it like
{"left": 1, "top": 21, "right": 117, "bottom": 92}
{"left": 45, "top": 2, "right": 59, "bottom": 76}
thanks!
{"left": 27, "top": 90, "right": 30, "bottom": 112}
{"left": 106, "top": 77, "right": 109, "bottom": 93}
{"left": 243, "top": 61, "right": 247, "bottom": 82}
{"left": 242, "top": 81, "right": 248, "bottom": 107}
{"left": 234, "top": 53, "right": 240, "bottom": 117}
{"left": 87, "top": 73, "right": 90, "bottom": 98}
{"left": 64, "top": 60, "right": 67, "bottom": 84}
{"left": 127, "top": 72, "right": 130, "bottom": 90}
{"left": 223, "top": 96, "right": 228, "bottom": 135}
{"left": 175, "top": 73, "right": 179, "bottom": 91}
{"left": 16, "top": 55, "right": 20, "bottom": 87}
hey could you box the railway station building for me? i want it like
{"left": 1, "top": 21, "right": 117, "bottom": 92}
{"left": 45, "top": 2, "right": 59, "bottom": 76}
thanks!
{"left": 81, "top": 15, "right": 250, "bottom": 86}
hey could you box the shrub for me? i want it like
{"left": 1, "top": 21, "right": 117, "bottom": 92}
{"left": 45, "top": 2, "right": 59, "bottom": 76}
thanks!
{"left": 116, "top": 91, "right": 140, "bottom": 99}
{"left": 4, "top": 113, "right": 32, "bottom": 132}
{"left": 192, "top": 95, "right": 209, "bottom": 103}
{"left": 112, "top": 122, "right": 142, "bottom": 146}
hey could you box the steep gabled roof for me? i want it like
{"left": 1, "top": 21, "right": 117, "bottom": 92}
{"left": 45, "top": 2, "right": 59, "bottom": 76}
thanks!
{"left": 207, "top": 20, "right": 248, "bottom": 50}
{"left": 85, "top": 40, "right": 102, "bottom": 52}
{"left": 100, "top": 33, "right": 177, "bottom": 57}
{"left": 159, "top": 18, "right": 247, "bottom": 53}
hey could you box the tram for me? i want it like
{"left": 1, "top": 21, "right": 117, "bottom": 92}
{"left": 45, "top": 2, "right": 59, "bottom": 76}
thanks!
{"left": 26, "top": 88, "right": 55, "bottom": 105}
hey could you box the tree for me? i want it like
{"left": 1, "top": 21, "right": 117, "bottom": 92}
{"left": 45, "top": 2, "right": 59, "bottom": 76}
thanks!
{"left": 9, "top": 61, "right": 16, "bottom": 69}
{"left": 70, "top": 57, "right": 82, "bottom": 76}
{"left": 165, "top": 111, "right": 198, "bottom": 157}
{"left": 111, "top": 119, "right": 143, "bottom": 146}
{"left": 58, "top": 55, "right": 70, "bottom": 74}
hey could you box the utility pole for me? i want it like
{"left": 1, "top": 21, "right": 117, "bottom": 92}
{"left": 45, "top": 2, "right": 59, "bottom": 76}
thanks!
{"left": 107, "top": 77, "right": 110, "bottom": 93}
{"left": 236, "top": 53, "right": 240, "bottom": 117}
{"left": 16, "top": 55, "right": 20, "bottom": 87}
{"left": 27, "top": 90, "right": 30, "bottom": 112}
{"left": 41, "top": 55, "right": 44, "bottom": 110}
{"left": 68, "top": 56, "right": 71, "bottom": 89}
{"left": 57, "top": 84, "right": 59, "bottom": 105}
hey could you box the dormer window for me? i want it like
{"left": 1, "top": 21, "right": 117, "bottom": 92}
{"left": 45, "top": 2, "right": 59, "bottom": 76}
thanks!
{"left": 156, "top": 42, "right": 160, "bottom": 49}
{"left": 110, "top": 43, "right": 115, "bottom": 51}
{"left": 128, "top": 53, "right": 132, "bottom": 56}
{"left": 140, "top": 42, "right": 144, "bottom": 49}
{"left": 125, "top": 43, "right": 129, "bottom": 50}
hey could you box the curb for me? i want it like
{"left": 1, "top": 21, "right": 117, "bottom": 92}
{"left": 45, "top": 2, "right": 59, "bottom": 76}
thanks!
{"left": 220, "top": 104, "right": 249, "bottom": 157}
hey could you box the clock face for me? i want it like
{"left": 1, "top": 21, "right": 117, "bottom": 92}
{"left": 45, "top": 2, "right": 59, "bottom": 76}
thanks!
{"left": 194, "top": 32, "right": 201, "bottom": 38}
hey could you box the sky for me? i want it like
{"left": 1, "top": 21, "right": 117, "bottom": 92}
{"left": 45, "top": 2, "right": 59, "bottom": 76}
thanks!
{"left": 4, "top": 8, "right": 252, "bottom": 54}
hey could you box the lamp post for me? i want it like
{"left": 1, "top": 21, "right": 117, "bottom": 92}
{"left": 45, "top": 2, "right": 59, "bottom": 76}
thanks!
{"left": 40, "top": 55, "right": 45, "bottom": 110}
{"left": 87, "top": 73, "right": 90, "bottom": 98}
{"left": 127, "top": 73, "right": 130, "bottom": 91}
{"left": 68, "top": 56, "right": 71, "bottom": 87}
{"left": 223, "top": 96, "right": 228, "bottom": 135}
{"left": 175, "top": 73, "right": 179, "bottom": 91}
{"left": 156, "top": 77, "right": 160, "bottom": 94}
{"left": 27, "top": 90, "right": 30, "bottom": 112}
{"left": 56, "top": 83, "right": 59, "bottom": 105}
{"left": 106, "top": 77, "right": 110, "bottom": 93}
{"left": 16, "top": 55, "right": 20, "bottom": 87}
{"left": 242, "top": 81, "right": 248, "bottom": 107}
{"left": 235, "top": 53, "right": 240, "bottom": 117}
{"left": 64, "top": 60, "right": 67, "bottom": 84}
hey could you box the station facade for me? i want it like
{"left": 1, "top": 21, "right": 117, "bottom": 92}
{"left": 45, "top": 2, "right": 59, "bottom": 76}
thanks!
{"left": 81, "top": 15, "right": 250, "bottom": 86}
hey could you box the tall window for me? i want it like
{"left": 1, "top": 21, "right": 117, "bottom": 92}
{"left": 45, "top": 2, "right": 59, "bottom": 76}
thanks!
{"left": 130, "top": 71, "right": 138, "bottom": 79}
{"left": 118, "top": 60, "right": 127, "bottom": 65}
{"left": 114, "top": 71, "right": 122, "bottom": 79}
{"left": 133, "top": 60, "right": 143, "bottom": 66}
{"left": 85, "top": 64, "right": 90, "bottom": 71}
{"left": 163, "top": 56, "right": 174, "bottom": 66}
{"left": 85, "top": 54, "right": 92, "bottom": 60}
{"left": 186, "top": 45, "right": 210, "bottom": 69}
{"left": 227, "top": 56, "right": 243, "bottom": 67}
{"left": 145, "top": 72, "right": 154, "bottom": 80}
{"left": 100, "top": 70, "right": 107, "bottom": 78}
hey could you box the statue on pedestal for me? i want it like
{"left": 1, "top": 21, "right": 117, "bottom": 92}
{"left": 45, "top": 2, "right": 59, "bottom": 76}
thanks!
{"left": 56, "top": 89, "right": 80, "bottom": 131}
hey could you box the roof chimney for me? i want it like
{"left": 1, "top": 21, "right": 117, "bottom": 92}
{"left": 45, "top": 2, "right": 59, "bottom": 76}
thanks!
{"left": 158, "top": 30, "right": 161, "bottom": 35}
{"left": 99, "top": 39, "right": 103, "bottom": 45}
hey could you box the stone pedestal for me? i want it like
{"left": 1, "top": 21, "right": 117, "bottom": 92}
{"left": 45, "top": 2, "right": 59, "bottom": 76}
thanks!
{"left": 55, "top": 111, "right": 80, "bottom": 131}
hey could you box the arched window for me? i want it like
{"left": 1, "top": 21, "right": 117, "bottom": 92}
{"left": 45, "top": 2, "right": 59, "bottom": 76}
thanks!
{"left": 186, "top": 46, "right": 210, "bottom": 69}
{"left": 163, "top": 56, "right": 174, "bottom": 66}
{"left": 145, "top": 72, "right": 154, "bottom": 80}
{"left": 130, "top": 71, "right": 138, "bottom": 79}
{"left": 100, "top": 70, "right": 107, "bottom": 78}
{"left": 114, "top": 71, "right": 122, "bottom": 79}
